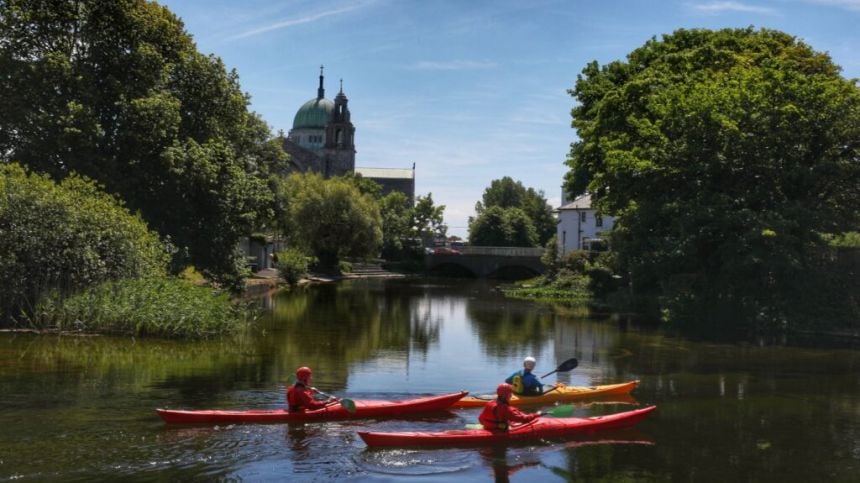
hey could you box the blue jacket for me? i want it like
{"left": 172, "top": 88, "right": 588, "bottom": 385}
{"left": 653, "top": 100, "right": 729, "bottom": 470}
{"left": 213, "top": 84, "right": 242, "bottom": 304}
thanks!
{"left": 505, "top": 368, "right": 543, "bottom": 395}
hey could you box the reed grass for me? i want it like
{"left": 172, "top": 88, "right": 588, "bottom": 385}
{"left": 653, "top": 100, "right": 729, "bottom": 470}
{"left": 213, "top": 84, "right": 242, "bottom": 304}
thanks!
{"left": 28, "top": 277, "right": 253, "bottom": 339}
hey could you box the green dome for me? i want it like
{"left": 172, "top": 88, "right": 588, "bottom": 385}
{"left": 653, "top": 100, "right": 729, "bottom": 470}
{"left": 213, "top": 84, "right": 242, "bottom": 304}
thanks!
{"left": 292, "top": 98, "right": 334, "bottom": 129}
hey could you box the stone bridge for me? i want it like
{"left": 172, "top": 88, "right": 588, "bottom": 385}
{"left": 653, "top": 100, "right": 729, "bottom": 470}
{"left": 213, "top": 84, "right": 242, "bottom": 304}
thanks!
{"left": 425, "top": 246, "right": 546, "bottom": 279}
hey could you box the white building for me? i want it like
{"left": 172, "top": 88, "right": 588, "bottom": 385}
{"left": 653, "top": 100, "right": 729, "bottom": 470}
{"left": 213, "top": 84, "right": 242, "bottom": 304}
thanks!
{"left": 556, "top": 193, "right": 614, "bottom": 254}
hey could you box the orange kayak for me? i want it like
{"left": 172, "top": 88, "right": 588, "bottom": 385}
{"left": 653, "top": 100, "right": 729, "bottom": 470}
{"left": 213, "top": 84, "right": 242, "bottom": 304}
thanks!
{"left": 451, "top": 380, "right": 639, "bottom": 408}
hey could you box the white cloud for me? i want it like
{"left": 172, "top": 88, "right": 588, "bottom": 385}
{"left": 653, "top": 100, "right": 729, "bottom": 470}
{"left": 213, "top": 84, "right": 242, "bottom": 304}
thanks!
{"left": 225, "top": 2, "right": 372, "bottom": 41}
{"left": 408, "top": 60, "right": 498, "bottom": 71}
{"left": 688, "top": 1, "right": 777, "bottom": 14}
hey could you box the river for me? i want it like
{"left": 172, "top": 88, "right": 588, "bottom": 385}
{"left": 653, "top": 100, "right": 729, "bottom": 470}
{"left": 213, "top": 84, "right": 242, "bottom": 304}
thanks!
{"left": 1, "top": 278, "right": 858, "bottom": 481}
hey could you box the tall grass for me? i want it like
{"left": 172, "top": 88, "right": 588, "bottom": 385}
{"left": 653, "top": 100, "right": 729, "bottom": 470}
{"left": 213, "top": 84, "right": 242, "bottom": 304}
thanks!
{"left": 28, "top": 277, "right": 253, "bottom": 339}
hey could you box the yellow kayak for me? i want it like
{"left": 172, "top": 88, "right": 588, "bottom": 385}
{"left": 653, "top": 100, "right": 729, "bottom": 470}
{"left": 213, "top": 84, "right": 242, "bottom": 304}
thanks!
{"left": 451, "top": 380, "right": 640, "bottom": 409}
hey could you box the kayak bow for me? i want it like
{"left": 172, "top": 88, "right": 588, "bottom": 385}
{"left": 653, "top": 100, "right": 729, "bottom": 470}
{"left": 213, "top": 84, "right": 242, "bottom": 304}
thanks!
{"left": 358, "top": 405, "right": 656, "bottom": 448}
{"left": 451, "top": 380, "right": 639, "bottom": 408}
{"left": 157, "top": 391, "right": 467, "bottom": 424}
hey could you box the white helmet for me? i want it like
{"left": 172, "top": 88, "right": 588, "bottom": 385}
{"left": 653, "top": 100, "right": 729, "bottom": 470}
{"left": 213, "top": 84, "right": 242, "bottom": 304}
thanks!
{"left": 523, "top": 356, "right": 536, "bottom": 370}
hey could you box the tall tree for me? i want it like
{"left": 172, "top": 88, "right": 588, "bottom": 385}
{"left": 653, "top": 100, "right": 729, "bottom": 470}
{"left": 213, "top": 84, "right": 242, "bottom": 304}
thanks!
{"left": 412, "top": 193, "right": 447, "bottom": 244}
{"left": 564, "top": 27, "right": 860, "bottom": 332}
{"left": 469, "top": 206, "right": 538, "bottom": 247}
{"left": 475, "top": 177, "right": 556, "bottom": 245}
{"left": 0, "top": 0, "right": 286, "bottom": 285}
{"left": 280, "top": 173, "right": 382, "bottom": 269}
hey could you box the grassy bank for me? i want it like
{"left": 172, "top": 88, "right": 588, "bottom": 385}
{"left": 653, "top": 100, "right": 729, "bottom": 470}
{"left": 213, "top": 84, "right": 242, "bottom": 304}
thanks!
{"left": 502, "top": 277, "right": 592, "bottom": 305}
{"left": 27, "top": 277, "right": 253, "bottom": 339}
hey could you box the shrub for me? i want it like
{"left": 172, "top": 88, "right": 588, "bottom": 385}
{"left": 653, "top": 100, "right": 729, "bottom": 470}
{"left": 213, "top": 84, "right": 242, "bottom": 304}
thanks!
{"left": 274, "top": 248, "right": 313, "bottom": 285}
{"left": 27, "top": 277, "right": 250, "bottom": 339}
{"left": 0, "top": 164, "right": 168, "bottom": 324}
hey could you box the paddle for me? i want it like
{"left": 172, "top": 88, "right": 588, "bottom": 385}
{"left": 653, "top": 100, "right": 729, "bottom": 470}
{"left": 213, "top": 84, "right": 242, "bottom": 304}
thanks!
{"left": 465, "top": 404, "right": 577, "bottom": 429}
{"left": 286, "top": 374, "right": 356, "bottom": 413}
{"left": 539, "top": 358, "right": 578, "bottom": 379}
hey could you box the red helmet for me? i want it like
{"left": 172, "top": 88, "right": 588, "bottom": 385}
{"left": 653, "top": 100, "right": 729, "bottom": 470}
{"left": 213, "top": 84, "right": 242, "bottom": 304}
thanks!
{"left": 296, "top": 366, "right": 312, "bottom": 382}
{"left": 497, "top": 383, "right": 513, "bottom": 399}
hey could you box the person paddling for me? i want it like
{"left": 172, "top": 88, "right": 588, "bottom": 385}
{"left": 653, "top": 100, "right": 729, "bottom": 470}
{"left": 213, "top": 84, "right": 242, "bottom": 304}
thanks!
{"left": 505, "top": 356, "right": 543, "bottom": 396}
{"left": 478, "top": 383, "right": 541, "bottom": 431}
{"left": 287, "top": 366, "right": 335, "bottom": 412}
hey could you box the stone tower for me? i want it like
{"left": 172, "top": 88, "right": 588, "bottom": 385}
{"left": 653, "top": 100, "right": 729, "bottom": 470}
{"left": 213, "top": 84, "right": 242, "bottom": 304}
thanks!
{"left": 322, "top": 79, "right": 356, "bottom": 177}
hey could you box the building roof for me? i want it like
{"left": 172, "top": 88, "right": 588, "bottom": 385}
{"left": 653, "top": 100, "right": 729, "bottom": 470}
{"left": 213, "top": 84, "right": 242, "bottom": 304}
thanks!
{"left": 355, "top": 167, "right": 414, "bottom": 180}
{"left": 292, "top": 98, "right": 334, "bottom": 129}
{"left": 559, "top": 193, "right": 593, "bottom": 210}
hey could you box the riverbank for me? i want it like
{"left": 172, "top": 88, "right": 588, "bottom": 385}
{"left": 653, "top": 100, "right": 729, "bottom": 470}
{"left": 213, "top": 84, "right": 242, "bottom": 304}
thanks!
{"left": 243, "top": 265, "right": 407, "bottom": 296}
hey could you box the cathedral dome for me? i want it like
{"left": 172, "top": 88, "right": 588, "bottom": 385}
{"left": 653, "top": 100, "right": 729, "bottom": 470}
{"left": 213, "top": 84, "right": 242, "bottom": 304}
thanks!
{"left": 292, "top": 98, "right": 334, "bottom": 129}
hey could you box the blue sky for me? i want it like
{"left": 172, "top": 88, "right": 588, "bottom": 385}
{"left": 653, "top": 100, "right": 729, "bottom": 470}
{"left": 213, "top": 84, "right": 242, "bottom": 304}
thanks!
{"left": 161, "top": 0, "right": 860, "bottom": 238}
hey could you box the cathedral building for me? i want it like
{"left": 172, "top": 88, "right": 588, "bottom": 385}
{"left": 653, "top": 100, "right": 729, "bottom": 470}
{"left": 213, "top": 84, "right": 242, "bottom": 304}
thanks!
{"left": 282, "top": 67, "right": 415, "bottom": 204}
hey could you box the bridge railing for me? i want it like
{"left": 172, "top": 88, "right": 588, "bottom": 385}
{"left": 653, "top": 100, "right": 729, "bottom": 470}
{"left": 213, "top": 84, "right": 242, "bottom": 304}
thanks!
{"left": 457, "top": 246, "right": 545, "bottom": 257}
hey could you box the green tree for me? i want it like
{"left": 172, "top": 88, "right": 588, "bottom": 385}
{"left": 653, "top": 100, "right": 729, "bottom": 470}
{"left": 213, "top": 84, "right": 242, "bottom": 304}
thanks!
{"left": 564, "top": 27, "right": 860, "bottom": 332}
{"left": 379, "top": 191, "right": 412, "bottom": 259}
{"left": 0, "top": 163, "right": 169, "bottom": 324}
{"left": 475, "top": 177, "right": 556, "bottom": 245}
{"left": 0, "top": 0, "right": 286, "bottom": 286}
{"left": 469, "top": 206, "right": 539, "bottom": 247}
{"left": 412, "top": 193, "right": 447, "bottom": 244}
{"left": 281, "top": 173, "right": 382, "bottom": 270}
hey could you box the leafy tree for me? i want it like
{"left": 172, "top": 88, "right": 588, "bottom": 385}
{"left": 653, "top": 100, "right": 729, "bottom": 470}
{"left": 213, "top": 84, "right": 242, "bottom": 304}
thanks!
{"left": 0, "top": 0, "right": 286, "bottom": 286}
{"left": 378, "top": 191, "right": 412, "bottom": 259}
{"left": 475, "top": 177, "right": 556, "bottom": 245}
{"left": 564, "top": 27, "right": 860, "bottom": 332}
{"left": 0, "top": 163, "right": 168, "bottom": 324}
{"left": 412, "top": 193, "right": 447, "bottom": 244}
{"left": 280, "top": 173, "right": 382, "bottom": 270}
{"left": 469, "top": 206, "right": 538, "bottom": 247}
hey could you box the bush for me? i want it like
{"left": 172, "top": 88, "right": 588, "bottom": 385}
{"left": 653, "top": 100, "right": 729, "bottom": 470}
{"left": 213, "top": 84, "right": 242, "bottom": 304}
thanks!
{"left": 274, "top": 248, "right": 313, "bottom": 285}
{"left": 0, "top": 164, "right": 168, "bottom": 325}
{"left": 27, "top": 277, "right": 250, "bottom": 339}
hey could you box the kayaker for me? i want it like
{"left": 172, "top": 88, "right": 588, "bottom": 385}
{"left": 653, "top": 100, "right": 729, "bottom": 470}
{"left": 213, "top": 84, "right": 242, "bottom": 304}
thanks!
{"left": 478, "top": 383, "right": 541, "bottom": 431}
{"left": 505, "top": 356, "right": 543, "bottom": 396}
{"left": 286, "top": 366, "right": 335, "bottom": 412}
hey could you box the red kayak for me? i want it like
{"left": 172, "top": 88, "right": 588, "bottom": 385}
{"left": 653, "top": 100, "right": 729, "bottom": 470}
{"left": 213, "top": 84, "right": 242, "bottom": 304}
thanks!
{"left": 358, "top": 405, "right": 656, "bottom": 447}
{"left": 157, "top": 391, "right": 468, "bottom": 424}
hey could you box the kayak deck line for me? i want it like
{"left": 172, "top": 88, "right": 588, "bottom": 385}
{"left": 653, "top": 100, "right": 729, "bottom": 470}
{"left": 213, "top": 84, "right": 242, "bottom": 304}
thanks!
{"left": 358, "top": 405, "right": 657, "bottom": 448}
{"left": 157, "top": 391, "right": 468, "bottom": 425}
{"left": 451, "top": 380, "right": 640, "bottom": 408}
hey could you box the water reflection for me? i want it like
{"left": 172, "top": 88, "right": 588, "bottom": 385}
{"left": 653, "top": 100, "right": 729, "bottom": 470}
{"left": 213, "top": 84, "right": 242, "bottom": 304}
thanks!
{"left": 2, "top": 277, "right": 860, "bottom": 481}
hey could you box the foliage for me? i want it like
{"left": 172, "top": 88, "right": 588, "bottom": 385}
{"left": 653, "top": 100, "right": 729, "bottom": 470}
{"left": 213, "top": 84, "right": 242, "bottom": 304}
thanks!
{"left": 0, "top": 0, "right": 286, "bottom": 286}
{"left": 0, "top": 163, "right": 168, "bottom": 324}
{"left": 278, "top": 173, "right": 382, "bottom": 270}
{"left": 541, "top": 235, "right": 560, "bottom": 278}
{"left": 827, "top": 232, "right": 860, "bottom": 248}
{"left": 474, "top": 176, "right": 556, "bottom": 245}
{"left": 274, "top": 248, "right": 313, "bottom": 285}
{"left": 379, "top": 191, "right": 413, "bottom": 259}
{"left": 412, "top": 193, "right": 447, "bottom": 243}
{"left": 178, "top": 266, "right": 206, "bottom": 284}
{"left": 564, "top": 27, "right": 860, "bottom": 334}
{"left": 469, "top": 206, "right": 539, "bottom": 247}
{"left": 27, "top": 277, "right": 249, "bottom": 339}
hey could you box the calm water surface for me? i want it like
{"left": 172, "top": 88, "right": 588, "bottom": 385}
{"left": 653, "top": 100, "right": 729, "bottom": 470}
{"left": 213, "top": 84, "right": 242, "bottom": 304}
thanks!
{"left": 1, "top": 278, "right": 858, "bottom": 481}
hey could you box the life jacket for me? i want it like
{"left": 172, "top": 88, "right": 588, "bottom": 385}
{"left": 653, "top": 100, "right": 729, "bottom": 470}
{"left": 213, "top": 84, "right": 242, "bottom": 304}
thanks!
{"left": 510, "top": 371, "right": 525, "bottom": 395}
{"left": 479, "top": 399, "right": 510, "bottom": 431}
{"left": 287, "top": 381, "right": 306, "bottom": 412}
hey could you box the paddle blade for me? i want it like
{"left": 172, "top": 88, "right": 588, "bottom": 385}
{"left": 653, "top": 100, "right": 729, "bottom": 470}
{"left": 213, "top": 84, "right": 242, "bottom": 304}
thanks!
{"left": 547, "top": 404, "right": 576, "bottom": 418}
{"left": 540, "top": 358, "right": 578, "bottom": 378}
{"left": 340, "top": 398, "right": 357, "bottom": 414}
{"left": 286, "top": 374, "right": 296, "bottom": 385}
{"left": 465, "top": 423, "right": 484, "bottom": 430}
